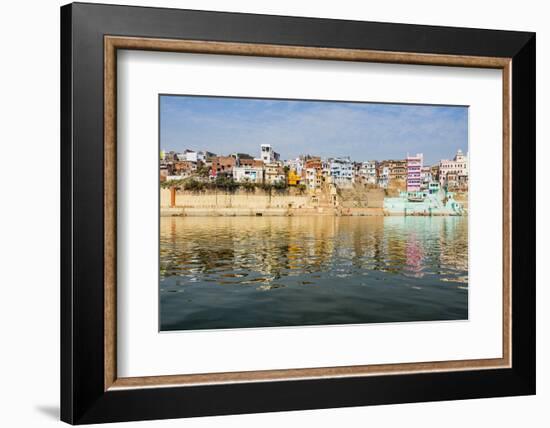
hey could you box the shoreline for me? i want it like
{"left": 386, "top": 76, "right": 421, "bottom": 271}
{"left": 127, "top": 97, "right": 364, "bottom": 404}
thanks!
{"left": 160, "top": 207, "right": 464, "bottom": 217}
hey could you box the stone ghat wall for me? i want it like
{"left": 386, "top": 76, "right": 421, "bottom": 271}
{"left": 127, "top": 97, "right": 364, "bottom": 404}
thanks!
{"left": 338, "top": 188, "right": 385, "bottom": 208}
{"left": 160, "top": 188, "right": 388, "bottom": 213}
{"left": 160, "top": 188, "right": 311, "bottom": 209}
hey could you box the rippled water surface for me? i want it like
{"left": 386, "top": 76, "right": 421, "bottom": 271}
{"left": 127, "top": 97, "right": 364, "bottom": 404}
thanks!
{"left": 160, "top": 216, "right": 468, "bottom": 331}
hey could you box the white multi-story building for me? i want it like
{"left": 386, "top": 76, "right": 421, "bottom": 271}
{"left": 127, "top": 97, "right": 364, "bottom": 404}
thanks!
{"left": 285, "top": 157, "right": 304, "bottom": 176}
{"left": 232, "top": 166, "right": 264, "bottom": 183}
{"left": 305, "top": 167, "right": 323, "bottom": 190}
{"left": 259, "top": 144, "right": 280, "bottom": 164}
{"left": 359, "top": 160, "right": 378, "bottom": 185}
{"left": 378, "top": 166, "right": 390, "bottom": 188}
{"left": 264, "top": 162, "right": 285, "bottom": 184}
{"left": 175, "top": 150, "right": 206, "bottom": 163}
{"left": 420, "top": 166, "right": 432, "bottom": 189}
{"left": 439, "top": 149, "right": 468, "bottom": 189}
{"left": 329, "top": 157, "right": 354, "bottom": 188}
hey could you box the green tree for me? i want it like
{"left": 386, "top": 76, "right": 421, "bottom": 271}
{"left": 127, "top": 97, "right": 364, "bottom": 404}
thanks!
{"left": 241, "top": 180, "right": 256, "bottom": 193}
{"left": 273, "top": 180, "right": 288, "bottom": 193}
{"left": 196, "top": 164, "right": 211, "bottom": 178}
{"left": 215, "top": 176, "right": 238, "bottom": 192}
{"left": 184, "top": 178, "right": 205, "bottom": 192}
{"left": 160, "top": 178, "right": 185, "bottom": 189}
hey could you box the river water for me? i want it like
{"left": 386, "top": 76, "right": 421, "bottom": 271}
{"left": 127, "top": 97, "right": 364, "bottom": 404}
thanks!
{"left": 160, "top": 216, "right": 468, "bottom": 331}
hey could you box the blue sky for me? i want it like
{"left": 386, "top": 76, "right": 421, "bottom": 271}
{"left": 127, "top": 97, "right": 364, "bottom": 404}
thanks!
{"left": 160, "top": 95, "right": 468, "bottom": 165}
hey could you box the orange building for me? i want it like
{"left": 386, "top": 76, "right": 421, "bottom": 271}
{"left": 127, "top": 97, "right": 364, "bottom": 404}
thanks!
{"left": 211, "top": 156, "right": 236, "bottom": 177}
{"left": 239, "top": 158, "right": 264, "bottom": 168}
{"left": 304, "top": 157, "right": 322, "bottom": 171}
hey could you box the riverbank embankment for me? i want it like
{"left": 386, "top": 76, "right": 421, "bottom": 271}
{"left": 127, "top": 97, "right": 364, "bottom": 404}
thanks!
{"left": 159, "top": 188, "right": 466, "bottom": 217}
{"left": 160, "top": 187, "right": 386, "bottom": 217}
{"left": 161, "top": 206, "right": 385, "bottom": 217}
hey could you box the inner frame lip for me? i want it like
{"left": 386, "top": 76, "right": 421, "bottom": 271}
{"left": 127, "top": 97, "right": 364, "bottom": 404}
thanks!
{"left": 104, "top": 35, "right": 512, "bottom": 391}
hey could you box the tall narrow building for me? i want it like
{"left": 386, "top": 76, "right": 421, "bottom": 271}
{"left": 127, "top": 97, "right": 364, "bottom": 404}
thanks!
{"left": 406, "top": 153, "right": 423, "bottom": 192}
{"left": 259, "top": 144, "right": 280, "bottom": 163}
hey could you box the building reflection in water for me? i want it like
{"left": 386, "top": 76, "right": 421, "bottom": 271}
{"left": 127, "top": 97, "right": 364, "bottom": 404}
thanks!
{"left": 160, "top": 215, "right": 468, "bottom": 285}
{"left": 160, "top": 215, "right": 468, "bottom": 330}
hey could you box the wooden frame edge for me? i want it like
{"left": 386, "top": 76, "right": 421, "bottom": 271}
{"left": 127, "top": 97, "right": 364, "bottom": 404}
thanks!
{"left": 110, "top": 357, "right": 508, "bottom": 390}
{"left": 103, "top": 35, "right": 512, "bottom": 391}
{"left": 502, "top": 61, "right": 512, "bottom": 369}
{"left": 105, "top": 35, "right": 511, "bottom": 68}
{"left": 104, "top": 36, "right": 117, "bottom": 390}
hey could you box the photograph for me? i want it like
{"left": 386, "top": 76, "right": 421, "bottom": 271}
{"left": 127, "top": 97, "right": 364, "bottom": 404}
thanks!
{"left": 159, "top": 95, "right": 470, "bottom": 331}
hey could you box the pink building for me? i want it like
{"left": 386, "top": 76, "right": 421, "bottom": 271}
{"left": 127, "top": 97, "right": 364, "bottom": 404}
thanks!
{"left": 406, "top": 153, "right": 423, "bottom": 192}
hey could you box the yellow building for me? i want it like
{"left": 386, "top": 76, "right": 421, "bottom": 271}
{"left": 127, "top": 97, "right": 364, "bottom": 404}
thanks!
{"left": 287, "top": 169, "right": 302, "bottom": 186}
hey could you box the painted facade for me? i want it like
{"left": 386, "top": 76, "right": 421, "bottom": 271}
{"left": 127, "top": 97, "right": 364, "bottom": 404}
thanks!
{"left": 439, "top": 149, "right": 468, "bottom": 189}
{"left": 406, "top": 153, "right": 423, "bottom": 191}
{"left": 259, "top": 144, "right": 280, "bottom": 164}
{"left": 233, "top": 166, "right": 264, "bottom": 183}
{"left": 329, "top": 157, "right": 354, "bottom": 188}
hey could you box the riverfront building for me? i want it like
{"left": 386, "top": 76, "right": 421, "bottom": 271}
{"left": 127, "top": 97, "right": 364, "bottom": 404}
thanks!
{"left": 285, "top": 157, "right": 304, "bottom": 176}
{"left": 179, "top": 149, "right": 206, "bottom": 163}
{"left": 259, "top": 144, "right": 280, "bottom": 164}
{"left": 439, "top": 149, "right": 468, "bottom": 190}
{"left": 160, "top": 143, "right": 468, "bottom": 197}
{"left": 406, "top": 153, "right": 423, "bottom": 192}
{"left": 287, "top": 169, "right": 302, "bottom": 186}
{"left": 377, "top": 160, "right": 407, "bottom": 189}
{"left": 173, "top": 160, "right": 197, "bottom": 178}
{"left": 329, "top": 157, "right": 354, "bottom": 188}
{"left": 389, "top": 160, "right": 407, "bottom": 183}
{"left": 378, "top": 165, "right": 390, "bottom": 188}
{"left": 264, "top": 162, "right": 286, "bottom": 184}
{"left": 233, "top": 166, "right": 264, "bottom": 183}
{"left": 305, "top": 168, "right": 324, "bottom": 190}
{"left": 237, "top": 158, "right": 264, "bottom": 169}
{"left": 358, "top": 161, "right": 378, "bottom": 185}
{"left": 210, "top": 156, "right": 236, "bottom": 178}
{"left": 303, "top": 157, "right": 324, "bottom": 190}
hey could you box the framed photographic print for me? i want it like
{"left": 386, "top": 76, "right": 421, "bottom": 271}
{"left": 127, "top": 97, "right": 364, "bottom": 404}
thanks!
{"left": 60, "top": 2, "right": 536, "bottom": 424}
